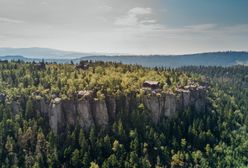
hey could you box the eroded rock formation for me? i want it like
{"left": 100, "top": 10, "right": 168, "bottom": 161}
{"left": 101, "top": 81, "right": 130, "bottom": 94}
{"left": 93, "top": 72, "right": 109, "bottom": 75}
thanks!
{"left": 49, "top": 98, "right": 63, "bottom": 134}
{"left": 77, "top": 100, "right": 94, "bottom": 130}
{"left": 92, "top": 98, "right": 109, "bottom": 128}
{"left": 7, "top": 85, "right": 207, "bottom": 134}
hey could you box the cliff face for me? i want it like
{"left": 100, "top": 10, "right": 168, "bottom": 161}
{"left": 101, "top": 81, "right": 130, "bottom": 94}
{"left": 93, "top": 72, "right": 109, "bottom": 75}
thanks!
{"left": 143, "top": 94, "right": 177, "bottom": 124}
{"left": 176, "top": 85, "right": 207, "bottom": 113}
{"left": 49, "top": 98, "right": 63, "bottom": 134}
{"left": 142, "top": 85, "right": 206, "bottom": 124}
{"left": 92, "top": 99, "right": 109, "bottom": 128}
{"left": 77, "top": 100, "right": 94, "bottom": 130}
{"left": 8, "top": 85, "right": 207, "bottom": 134}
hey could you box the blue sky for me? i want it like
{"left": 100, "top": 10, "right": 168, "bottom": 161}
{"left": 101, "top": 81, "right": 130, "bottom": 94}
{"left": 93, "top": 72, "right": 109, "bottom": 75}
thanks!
{"left": 159, "top": 0, "right": 248, "bottom": 26}
{"left": 0, "top": 0, "right": 247, "bottom": 54}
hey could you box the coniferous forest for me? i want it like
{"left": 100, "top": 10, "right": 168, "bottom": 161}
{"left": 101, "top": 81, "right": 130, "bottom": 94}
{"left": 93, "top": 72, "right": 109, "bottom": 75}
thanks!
{"left": 0, "top": 61, "right": 248, "bottom": 167}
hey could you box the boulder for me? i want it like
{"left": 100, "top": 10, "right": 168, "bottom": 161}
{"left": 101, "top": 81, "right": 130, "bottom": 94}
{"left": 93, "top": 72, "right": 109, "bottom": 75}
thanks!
{"left": 78, "top": 90, "right": 93, "bottom": 99}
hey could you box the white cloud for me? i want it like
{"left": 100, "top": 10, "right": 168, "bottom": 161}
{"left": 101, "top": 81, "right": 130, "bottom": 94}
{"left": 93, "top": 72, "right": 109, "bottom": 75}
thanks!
{"left": 140, "top": 20, "right": 156, "bottom": 24}
{"left": 0, "top": 17, "right": 23, "bottom": 24}
{"left": 115, "top": 7, "right": 153, "bottom": 26}
{"left": 128, "top": 7, "right": 151, "bottom": 15}
{"left": 0, "top": 0, "right": 247, "bottom": 55}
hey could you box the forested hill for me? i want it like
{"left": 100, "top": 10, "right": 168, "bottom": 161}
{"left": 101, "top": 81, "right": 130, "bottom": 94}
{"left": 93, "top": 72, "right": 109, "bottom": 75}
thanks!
{"left": 1, "top": 50, "right": 248, "bottom": 67}
{"left": 0, "top": 61, "right": 248, "bottom": 167}
{"left": 78, "top": 51, "right": 248, "bottom": 67}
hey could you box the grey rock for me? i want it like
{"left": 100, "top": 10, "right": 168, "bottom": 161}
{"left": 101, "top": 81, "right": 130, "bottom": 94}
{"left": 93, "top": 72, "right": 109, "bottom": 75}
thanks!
{"left": 10, "top": 86, "right": 207, "bottom": 134}
{"left": 144, "top": 85, "right": 207, "bottom": 123}
{"left": 77, "top": 100, "right": 95, "bottom": 130}
{"left": 164, "top": 93, "right": 176, "bottom": 117}
{"left": 143, "top": 95, "right": 163, "bottom": 123}
{"left": 62, "top": 100, "right": 77, "bottom": 126}
{"left": 49, "top": 98, "right": 63, "bottom": 134}
{"left": 92, "top": 98, "right": 109, "bottom": 128}
{"left": 143, "top": 93, "right": 177, "bottom": 123}
{"left": 106, "top": 96, "right": 116, "bottom": 121}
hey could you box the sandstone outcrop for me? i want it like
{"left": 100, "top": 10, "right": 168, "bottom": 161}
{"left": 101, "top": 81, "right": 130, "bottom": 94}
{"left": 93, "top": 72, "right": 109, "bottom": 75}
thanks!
{"left": 176, "top": 85, "right": 207, "bottom": 113}
{"left": 105, "top": 96, "right": 116, "bottom": 122}
{"left": 49, "top": 98, "right": 63, "bottom": 134}
{"left": 77, "top": 100, "right": 94, "bottom": 130}
{"left": 6, "top": 85, "right": 207, "bottom": 134}
{"left": 92, "top": 98, "right": 109, "bottom": 128}
{"left": 142, "top": 84, "right": 207, "bottom": 124}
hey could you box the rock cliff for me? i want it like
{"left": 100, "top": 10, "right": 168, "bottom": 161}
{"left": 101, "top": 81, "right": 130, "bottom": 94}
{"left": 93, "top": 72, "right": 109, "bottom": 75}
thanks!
{"left": 92, "top": 98, "right": 109, "bottom": 128}
{"left": 7, "top": 85, "right": 207, "bottom": 134}
{"left": 49, "top": 98, "right": 63, "bottom": 134}
{"left": 77, "top": 100, "right": 94, "bottom": 130}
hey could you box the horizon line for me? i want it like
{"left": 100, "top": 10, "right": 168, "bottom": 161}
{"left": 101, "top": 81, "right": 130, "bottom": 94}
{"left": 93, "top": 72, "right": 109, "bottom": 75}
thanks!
{"left": 0, "top": 47, "right": 248, "bottom": 57}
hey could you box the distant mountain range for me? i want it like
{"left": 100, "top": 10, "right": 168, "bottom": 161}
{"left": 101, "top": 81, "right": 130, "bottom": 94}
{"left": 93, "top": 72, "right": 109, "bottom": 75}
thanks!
{"left": 0, "top": 47, "right": 248, "bottom": 67}
{"left": 0, "top": 47, "right": 101, "bottom": 59}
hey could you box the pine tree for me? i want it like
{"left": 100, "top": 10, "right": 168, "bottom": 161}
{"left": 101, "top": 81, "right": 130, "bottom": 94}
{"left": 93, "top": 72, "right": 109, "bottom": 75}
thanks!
{"left": 25, "top": 97, "right": 34, "bottom": 119}
{"left": 71, "top": 149, "right": 81, "bottom": 167}
{"left": 79, "top": 129, "right": 88, "bottom": 153}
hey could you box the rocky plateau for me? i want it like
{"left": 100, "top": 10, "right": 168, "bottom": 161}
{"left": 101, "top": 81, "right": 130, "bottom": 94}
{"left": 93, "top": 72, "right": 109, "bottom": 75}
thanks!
{"left": 2, "top": 84, "right": 207, "bottom": 134}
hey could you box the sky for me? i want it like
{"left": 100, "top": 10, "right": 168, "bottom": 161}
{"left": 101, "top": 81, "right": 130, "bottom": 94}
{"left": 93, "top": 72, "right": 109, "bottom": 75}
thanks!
{"left": 0, "top": 0, "right": 248, "bottom": 55}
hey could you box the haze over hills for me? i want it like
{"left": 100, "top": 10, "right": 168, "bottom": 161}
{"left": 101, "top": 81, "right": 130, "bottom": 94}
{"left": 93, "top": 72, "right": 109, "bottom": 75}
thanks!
{"left": 0, "top": 47, "right": 102, "bottom": 59}
{"left": 78, "top": 52, "right": 248, "bottom": 67}
{"left": 0, "top": 47, "right": 248, "bottom": 67}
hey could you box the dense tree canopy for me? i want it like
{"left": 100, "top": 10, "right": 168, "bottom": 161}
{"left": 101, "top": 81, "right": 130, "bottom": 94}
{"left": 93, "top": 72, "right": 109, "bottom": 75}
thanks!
{"left": 0, "top": 61, "right": 247, "bottom": 167}
{"left": 0, "top": 61, "right": 196, "bottom": 102}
